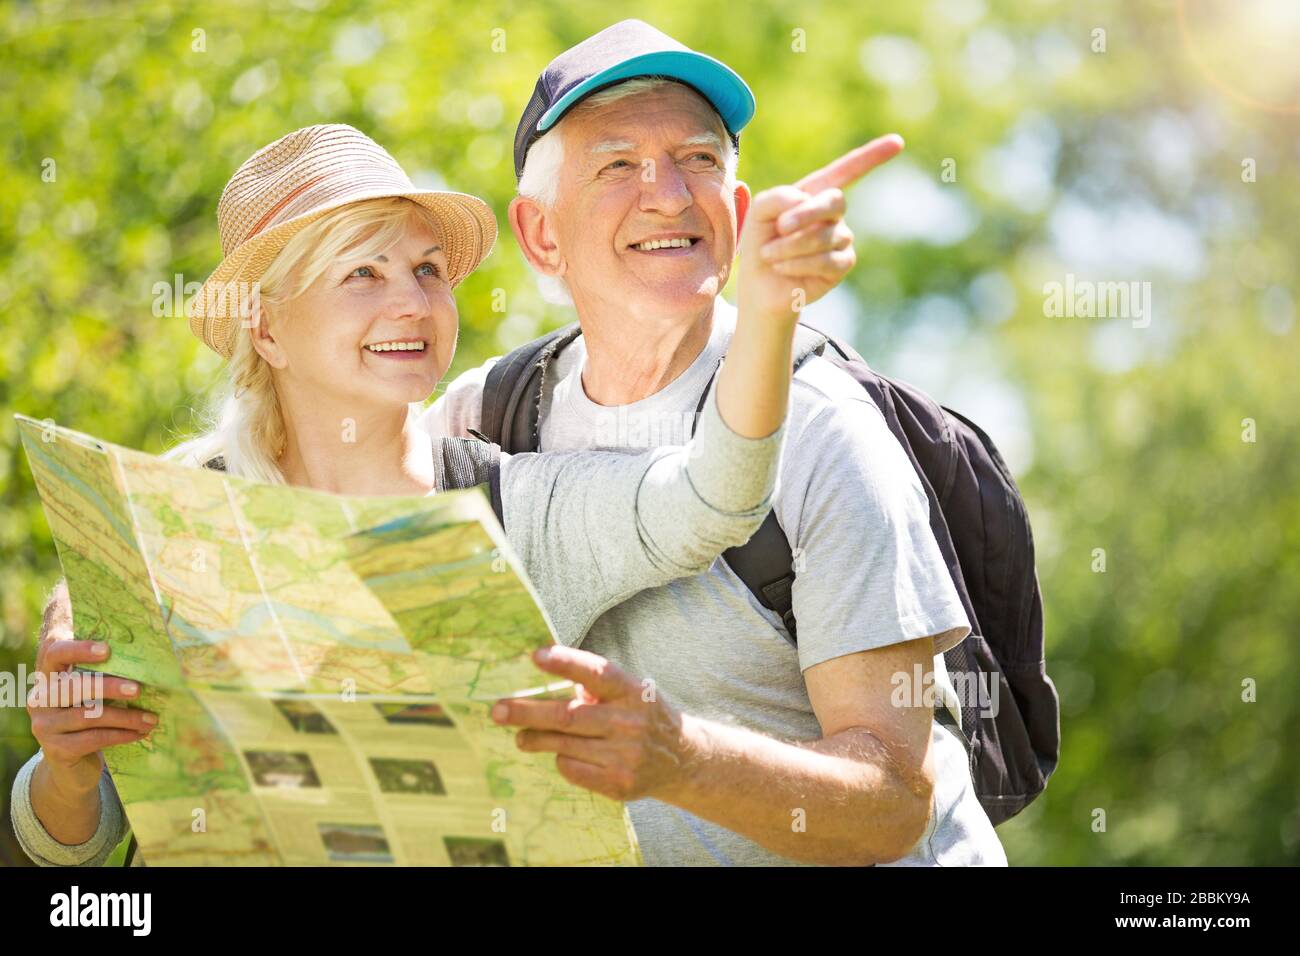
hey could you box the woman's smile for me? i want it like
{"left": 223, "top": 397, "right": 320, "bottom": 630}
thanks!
{"left": 362, "top": 337, "right": 430, "bottom": 361}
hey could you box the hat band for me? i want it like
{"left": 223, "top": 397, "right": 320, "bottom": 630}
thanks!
{"left": 245, "top": 175, "right": 327, "bottom": 242}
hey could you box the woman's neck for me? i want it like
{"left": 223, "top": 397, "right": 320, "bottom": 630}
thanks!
{"left": 276, "top": 400, "right": 436, "bottom": 497}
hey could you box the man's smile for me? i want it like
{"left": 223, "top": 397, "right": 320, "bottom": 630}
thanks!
{"left": 627, "top": 233, "right": 704, "bottom": 256}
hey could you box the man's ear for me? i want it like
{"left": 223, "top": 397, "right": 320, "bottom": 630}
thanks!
{"left": 732, "top": 180, "right": 753, "bottom": 240}
{"left": 247, "top": 307, "right": 288, "bottom": 370}
{"left": 508, "top": 196, "right": 565, "bottom": 278}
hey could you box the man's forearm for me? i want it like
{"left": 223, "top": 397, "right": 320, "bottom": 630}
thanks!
{"left": 658, "top": 714, "right": 933, "bottom": 866}
{"left": 715, "top": 313, "right": 794, "bottom": 439}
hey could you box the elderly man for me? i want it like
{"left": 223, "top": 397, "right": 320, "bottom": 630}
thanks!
{"left": 423, "top": 20, "right": 1007, "bottom": 865}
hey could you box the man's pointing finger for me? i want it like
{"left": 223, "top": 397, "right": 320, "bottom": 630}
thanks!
{"left": 795, "top": 134, "right": 905, "bottom": 194}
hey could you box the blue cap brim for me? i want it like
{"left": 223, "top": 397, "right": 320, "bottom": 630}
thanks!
{"left": 537, "top": 50, "right": 755, "bottom": 136}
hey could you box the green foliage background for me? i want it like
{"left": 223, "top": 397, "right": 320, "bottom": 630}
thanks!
{"left": 2, "top": 0, "right": 1296, "bottom": 865}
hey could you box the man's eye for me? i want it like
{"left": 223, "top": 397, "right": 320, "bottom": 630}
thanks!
{"left": 604, "top": 159, "right": 633, "bottom": 171}
{"left": 416, "top": 262, "right": 442, "bottom": 278}
{"left": 688, "top": 152, "right": 719, "bottom": 166}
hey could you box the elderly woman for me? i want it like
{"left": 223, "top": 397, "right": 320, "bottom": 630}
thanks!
{"left": 13, "top": 123, "right": 858, "bottom": 865}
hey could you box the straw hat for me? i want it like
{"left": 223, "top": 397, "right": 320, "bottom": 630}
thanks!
{"left": 188, "top": 124, "right": 497, "bottom": 358}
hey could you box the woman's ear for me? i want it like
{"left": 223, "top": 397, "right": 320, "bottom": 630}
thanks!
{"left": 247, "top": 304, "right": 288, "bottom": 369}
{"left": 508, "top": 196, "right": 566, "bottom": 278}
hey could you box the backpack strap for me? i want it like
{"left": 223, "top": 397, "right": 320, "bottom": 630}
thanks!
{"left": 721, "top": 511, "right": 799, "bottom": 643}
{"left": 433, "top": 436, "right": 505, "bottom": 527}
{"left": 791, "top": 324, "right": 834, "bottom": 365}
{"left": 689, "top": 324, "right": 830, "bottom": 426}
{"left": 688, "top": 324, "right": 830, "bottom": 645}
{"left": 480, "top": 323, "right": 583, "bottom": 453}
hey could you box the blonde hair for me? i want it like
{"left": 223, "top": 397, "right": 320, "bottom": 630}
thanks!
{"left": 168, "top": 197, "right": 445, "bottom": 483}
{"left": 516, "top": 76, "right": 738, "bottom": 305}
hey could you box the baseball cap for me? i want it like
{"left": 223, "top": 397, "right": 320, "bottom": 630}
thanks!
{"left": 513, "top": 19, "right": 755, "bottom": 179}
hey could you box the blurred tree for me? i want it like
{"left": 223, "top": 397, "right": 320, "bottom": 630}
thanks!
{"left": 1, "top": 0, "right": 1296, "bottom": 866}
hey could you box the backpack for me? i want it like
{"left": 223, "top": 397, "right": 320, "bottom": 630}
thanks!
{"left": 476, "top": 321, "right": 1060, "bottom": 827}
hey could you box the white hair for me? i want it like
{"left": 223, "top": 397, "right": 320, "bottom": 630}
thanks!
{"left": 516, "top": 131, "right": 573, "bottom": 305}
{"left": 516, "top": 77, "right": 739, "bottom": 307}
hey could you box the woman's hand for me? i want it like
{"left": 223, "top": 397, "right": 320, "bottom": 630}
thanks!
{"left": 26, "top": 581, "right": 156, "bottom": 838}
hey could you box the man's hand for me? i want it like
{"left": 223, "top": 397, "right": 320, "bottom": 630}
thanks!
{"left": 490, "top": 645, "right": 690, "bottom": 802}
{"left": 492, "top": 640, "right": 937, "bottom": 865}
{"left": 737, "top": 134, "right": 904, "bottom": 323}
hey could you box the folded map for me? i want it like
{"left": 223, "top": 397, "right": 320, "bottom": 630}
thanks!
{"left": 15, "top": 414, "right": 641, "bottom": 866}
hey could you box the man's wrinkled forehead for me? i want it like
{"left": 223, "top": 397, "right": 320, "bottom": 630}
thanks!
{"left": 569, "top": 84, "right": 729, "bottom": 155}
{"left": 587, "top": 131, "right": 724, "bottom": 158}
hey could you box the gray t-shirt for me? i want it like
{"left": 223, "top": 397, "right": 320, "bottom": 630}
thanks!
{"left": 422, "top": 299, "right": 1007, "bottom": 866}
{"left": 11, "top": 382, "right": 784, "bottom": 866}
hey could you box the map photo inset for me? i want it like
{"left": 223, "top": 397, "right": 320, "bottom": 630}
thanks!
{"left": 245, "top": 750, "right": 322, "bottom": 788}
{"left": 370, "top": 758, "right": 447, "bottom": 796}
{"left": 374, "top": 701, "right": 456, "bottom": 727}
{"left": 444, "top": 837, "right": 510, "bottom": 867}
{"left": 319, "top": 823, "right": 394, "bottom": 864}
{"left": 274, "top": 699, "right": 338, "bottom": 734}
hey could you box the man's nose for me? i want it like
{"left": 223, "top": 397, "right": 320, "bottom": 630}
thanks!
{"left": 637, "top": 155, "right": 693, "bottom": 217}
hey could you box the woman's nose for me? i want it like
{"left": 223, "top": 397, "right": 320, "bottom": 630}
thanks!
{"left": 391, "top": 271, "right": 432, "bottom": 319}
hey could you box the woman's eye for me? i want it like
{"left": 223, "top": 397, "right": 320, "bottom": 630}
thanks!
{"left": 349, "top": 266, "right": 376, "bottom": 279}
{"left": 416, "top": 262, "right": 442, "bottom": 278}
